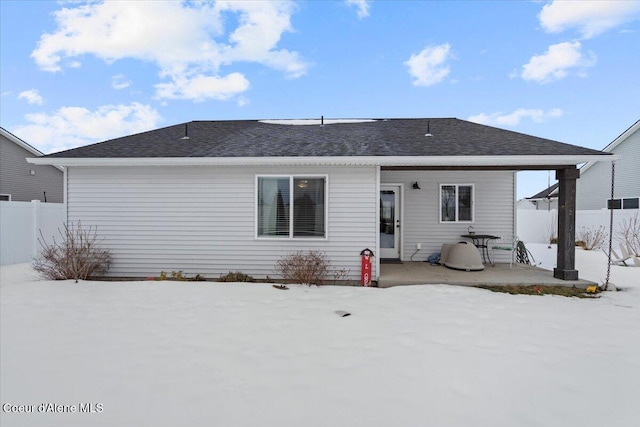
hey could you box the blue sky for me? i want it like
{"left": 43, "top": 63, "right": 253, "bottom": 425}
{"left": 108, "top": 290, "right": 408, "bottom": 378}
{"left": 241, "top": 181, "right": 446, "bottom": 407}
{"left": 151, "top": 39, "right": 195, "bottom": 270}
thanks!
{"left": 1, "top": 0, "right": 639, "bottom": 198}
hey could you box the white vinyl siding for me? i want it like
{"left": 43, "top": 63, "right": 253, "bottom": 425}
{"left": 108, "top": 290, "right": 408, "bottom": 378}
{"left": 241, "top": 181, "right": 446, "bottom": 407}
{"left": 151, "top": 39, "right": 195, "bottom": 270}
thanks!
{"left": 577, "top": 128, "right": 639, "bottom": 210}
{"left": 67, "top": 165, "right": 376, "bottom": 280}
{"left": 381, "top": 170, "right": 515, "bottom": 263}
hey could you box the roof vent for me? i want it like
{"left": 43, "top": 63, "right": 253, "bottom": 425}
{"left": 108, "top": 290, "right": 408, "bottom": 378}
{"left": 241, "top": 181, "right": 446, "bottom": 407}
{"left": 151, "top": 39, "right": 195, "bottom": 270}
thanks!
{"left": 424, "top": 121, "right": 433, "bottom": 137}
{"left": 181, "top": 124, "right": 190, "bottom": 140}
{"left": 320, "top": 115, "right": 324, "bottom": 127}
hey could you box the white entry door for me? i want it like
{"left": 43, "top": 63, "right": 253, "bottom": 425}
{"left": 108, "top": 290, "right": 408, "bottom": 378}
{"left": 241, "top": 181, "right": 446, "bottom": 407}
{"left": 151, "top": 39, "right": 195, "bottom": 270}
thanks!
{"left": 380, "top": 185, "right": 401, "bottom": 259}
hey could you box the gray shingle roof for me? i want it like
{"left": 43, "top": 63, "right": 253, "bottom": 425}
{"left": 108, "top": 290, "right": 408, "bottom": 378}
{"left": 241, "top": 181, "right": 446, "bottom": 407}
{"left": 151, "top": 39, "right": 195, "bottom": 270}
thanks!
{"left": 528, "top": 183, "right": 559, "bottom": 200}
{"left": 43, "top": 118, "right": 607, "bottom": 159}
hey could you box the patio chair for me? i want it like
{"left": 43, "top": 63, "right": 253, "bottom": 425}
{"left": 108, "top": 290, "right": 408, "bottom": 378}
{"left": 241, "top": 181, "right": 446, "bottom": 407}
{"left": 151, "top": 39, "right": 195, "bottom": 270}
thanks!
{"left": 490, "top": 234, "right": 518, "bottom": 268}
{"left": 620, "top": 243, "right": 640, "bottom": 267}
{"left": 604, "top": 243, "right": 635, "bottom": 266}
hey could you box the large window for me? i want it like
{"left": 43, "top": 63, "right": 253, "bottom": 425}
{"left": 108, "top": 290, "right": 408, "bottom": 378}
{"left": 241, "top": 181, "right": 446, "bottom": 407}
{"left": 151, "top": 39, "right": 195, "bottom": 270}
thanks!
{"left": 440, "top": 184, "right": 473, "bottom": 222}
{"left": 607, "top": 197, "right": 639, "bottom": 210}
{"left": 257, "top": 176, "right": 326, "bottom": 238}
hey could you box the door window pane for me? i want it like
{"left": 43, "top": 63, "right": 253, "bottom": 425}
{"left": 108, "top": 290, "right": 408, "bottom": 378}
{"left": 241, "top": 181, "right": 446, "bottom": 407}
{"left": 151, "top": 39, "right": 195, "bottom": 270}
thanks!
{"left": 380, "top": 190, "right": 395, "bottom": 248}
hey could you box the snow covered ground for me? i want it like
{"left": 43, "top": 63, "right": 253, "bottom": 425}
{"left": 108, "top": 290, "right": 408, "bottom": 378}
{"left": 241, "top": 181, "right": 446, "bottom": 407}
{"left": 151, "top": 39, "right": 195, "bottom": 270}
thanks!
{"left": 1, "top": 245, "right": 639, "bottom": 427}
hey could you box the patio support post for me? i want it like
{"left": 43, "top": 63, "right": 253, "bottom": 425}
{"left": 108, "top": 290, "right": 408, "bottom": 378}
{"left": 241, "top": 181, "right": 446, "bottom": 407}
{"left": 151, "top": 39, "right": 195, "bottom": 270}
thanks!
{"left": 554, "top": 167, "right": 580, "bottom": 280}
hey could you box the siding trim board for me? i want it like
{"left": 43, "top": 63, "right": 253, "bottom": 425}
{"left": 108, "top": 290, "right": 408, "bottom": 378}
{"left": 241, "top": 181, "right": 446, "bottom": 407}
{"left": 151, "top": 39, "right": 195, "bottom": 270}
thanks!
{"left": 29, "top": 154, "right": 614, "bottom": 168}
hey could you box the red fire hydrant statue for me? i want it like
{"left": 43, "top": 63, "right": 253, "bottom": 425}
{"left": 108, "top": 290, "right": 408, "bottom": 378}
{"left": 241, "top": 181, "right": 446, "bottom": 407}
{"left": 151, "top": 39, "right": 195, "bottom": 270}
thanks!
{"left": 360, "top": 248, "right": 374, "bottom": 286}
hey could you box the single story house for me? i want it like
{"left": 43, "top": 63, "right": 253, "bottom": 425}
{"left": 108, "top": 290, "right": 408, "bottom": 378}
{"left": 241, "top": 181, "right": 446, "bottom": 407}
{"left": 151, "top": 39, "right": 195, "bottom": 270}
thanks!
{"left": 28, "top": 118, "right": 613, "bottom": 282}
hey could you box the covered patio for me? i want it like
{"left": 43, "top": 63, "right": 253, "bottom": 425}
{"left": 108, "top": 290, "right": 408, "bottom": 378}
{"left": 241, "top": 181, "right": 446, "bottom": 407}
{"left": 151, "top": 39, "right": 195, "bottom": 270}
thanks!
{"left": 377, "top": 262, "right": 596, "bottom": 288}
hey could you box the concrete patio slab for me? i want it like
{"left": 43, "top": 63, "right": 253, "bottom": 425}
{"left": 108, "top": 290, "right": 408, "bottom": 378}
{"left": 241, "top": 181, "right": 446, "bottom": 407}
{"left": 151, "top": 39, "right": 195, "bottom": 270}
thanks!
{"left": 377, "top": 262, "right": 596, "bottom": 288}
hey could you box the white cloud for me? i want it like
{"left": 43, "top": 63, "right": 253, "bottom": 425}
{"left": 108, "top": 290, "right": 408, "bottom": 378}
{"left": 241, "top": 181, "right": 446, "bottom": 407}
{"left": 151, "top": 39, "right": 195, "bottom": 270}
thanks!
{"left": 155, "top": 72, "right": 250, "bottom": 102}
{"left": 111, "top": 74, "right": 131, "bottom": 90}
{"left": 12, "top": 102, "right": 162, "bottom": 153}
{"left": 468, "top": 108, "right": 564, "bottom": 127}
{"left": 30, "top": 1, "right": 308, "bottom": 101}
{"left": 520, "top": 41, "right": 596, "bottom": 83}
{"left": 346, "top": 0, "right": 371, "bottom": 19}
{"left": 18, "top": 89, "right": 45, "bottom": 105}
{"left": 404, "top": 43, "right": 452, "bottom": 87}
{"left": 539, "top": 0, "right": 640, "bottom": 39}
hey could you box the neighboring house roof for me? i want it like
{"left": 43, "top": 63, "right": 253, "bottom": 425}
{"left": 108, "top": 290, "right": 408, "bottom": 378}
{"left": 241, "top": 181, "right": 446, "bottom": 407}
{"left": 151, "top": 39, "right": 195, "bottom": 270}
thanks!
{"left": 29, "top": 118, "right": 612, "bottom": 167}
{"left": 579, "top": 119, "right": 640, "bottom": 175}
{"left": 0, "top": 127, "right": 64, "bottom": 171}
{"left": 527, "top": 182, "right": 559, "bottom": 200}
{"left": 1, "top": 127, "right": 45, "bottom": 156}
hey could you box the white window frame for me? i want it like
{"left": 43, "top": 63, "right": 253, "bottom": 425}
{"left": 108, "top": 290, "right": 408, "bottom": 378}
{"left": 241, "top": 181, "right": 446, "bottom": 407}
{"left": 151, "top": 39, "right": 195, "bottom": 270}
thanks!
{"left": 439, "top": 184, "right": 474, "bottom": 223}
{"left": 0, "top": 194, "right": 11, "bottom": 201}
{"left": 255, "top": 174, "right": 329, "bottom": 240}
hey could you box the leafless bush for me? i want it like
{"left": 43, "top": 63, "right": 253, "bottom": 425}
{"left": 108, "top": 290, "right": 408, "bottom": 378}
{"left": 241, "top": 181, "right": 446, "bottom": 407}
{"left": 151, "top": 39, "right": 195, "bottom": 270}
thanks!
{"left": 275, "top": 250, "right": 331, "bottom": 285}
{"left": 547, "top": 215, "right": 558, "bottom": 245}
{"left": 576, "top": 226, "right": 607, "bottom": 250}
{"left": 331, "top": 268, "right": 350, "bottom": 284}
{"left": 33, "top": 221, "right": 112, "bottom": 281}
{"left": 616, "top": 212, "right": 640, "bottom": 256}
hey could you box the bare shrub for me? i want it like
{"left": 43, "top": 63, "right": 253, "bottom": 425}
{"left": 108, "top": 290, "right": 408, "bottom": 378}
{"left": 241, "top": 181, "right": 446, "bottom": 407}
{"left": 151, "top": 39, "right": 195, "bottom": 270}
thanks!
{"left": 576, "top": 226, "right": 607, "bottom": 250}
{"left": 219, "top": 271, "right": 254, "bottom": 282}
{"left": 616, "top": 212, "right": 640, "bottom": 256}
{"left": 331, "top": 268, "right": 350, "bottom": 284}
{"left": 547, "top": 215, "right": 558, "bottom": 245}
{"left": 275, "top": 250, "right": 331, "bottom": 285}
{"left": 33, "top": 221, "right": 112, "bottom": 281}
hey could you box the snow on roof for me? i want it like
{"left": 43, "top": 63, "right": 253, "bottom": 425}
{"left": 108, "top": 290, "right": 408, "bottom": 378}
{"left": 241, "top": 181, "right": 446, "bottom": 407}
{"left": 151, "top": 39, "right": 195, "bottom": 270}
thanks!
{"left": 259, "top": 119, "right": 377, "bottom": 125}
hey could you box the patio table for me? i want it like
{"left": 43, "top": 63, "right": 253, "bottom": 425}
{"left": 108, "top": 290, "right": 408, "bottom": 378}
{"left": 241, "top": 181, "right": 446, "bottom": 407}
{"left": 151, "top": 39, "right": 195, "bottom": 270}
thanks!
{"left": 461, "top": 234, "right": 499, "bottom": 265}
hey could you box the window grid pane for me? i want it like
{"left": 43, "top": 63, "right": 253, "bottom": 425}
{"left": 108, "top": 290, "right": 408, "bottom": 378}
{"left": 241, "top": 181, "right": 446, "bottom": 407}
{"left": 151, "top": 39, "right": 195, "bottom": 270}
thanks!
{"left": 257, "top": 177, "right": 290, "bottom": 236}
{"left": 607, "top": 199, "right": 622, "bottom": 210}
{"left": 441, "top": 185, "right": 456, "bottom": 222}
{"left": 623, "top": 198, "right": 639, "bottom": 209}
{"left": 440, "top": 184, "right": 473, "bottom": 222}
{"left": 458, "top": 185, "right": 472, "bottom": 221}
{"left": 293, "top": 178, "right": 325, "bottom": 237}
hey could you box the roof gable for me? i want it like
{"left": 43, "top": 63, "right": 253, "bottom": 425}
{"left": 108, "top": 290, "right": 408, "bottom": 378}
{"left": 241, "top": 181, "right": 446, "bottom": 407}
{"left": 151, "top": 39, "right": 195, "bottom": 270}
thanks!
{"left": 1, "top": 127, "right": 44, "bottom": 156}
{"left": 580, "top": 119, "right": 639, "bottom": 175}
{"left": 528, "top": 183, "right": 559, "bottom": 200}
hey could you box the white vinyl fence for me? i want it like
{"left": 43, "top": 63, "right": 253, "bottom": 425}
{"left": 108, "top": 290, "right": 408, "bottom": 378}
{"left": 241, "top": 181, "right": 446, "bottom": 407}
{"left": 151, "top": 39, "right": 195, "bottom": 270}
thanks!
{"left": 517, "top": 208, "right": 638, "bottom": 245}
{"left": 0, "top": 201, "right": 66, "bottom": 266}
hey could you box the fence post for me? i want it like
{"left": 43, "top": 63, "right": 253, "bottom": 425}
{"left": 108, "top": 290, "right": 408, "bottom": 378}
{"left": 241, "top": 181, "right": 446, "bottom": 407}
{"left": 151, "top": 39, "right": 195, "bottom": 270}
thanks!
{"left": 31, "top": 200, "right": 41, "bottom": 260}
